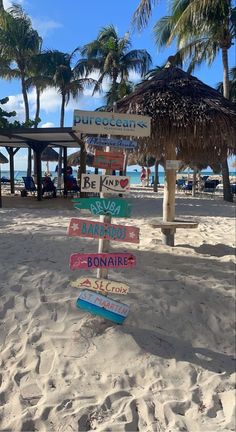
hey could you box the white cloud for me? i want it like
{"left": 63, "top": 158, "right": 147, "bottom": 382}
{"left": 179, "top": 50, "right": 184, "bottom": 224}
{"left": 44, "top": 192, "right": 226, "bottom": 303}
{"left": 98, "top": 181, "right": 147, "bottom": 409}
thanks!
{"left": 3, "top": 0, "right": 24, "bottom": 9}
{"left": 41, "top": 122, "right": 55, "bottom": 128}
{"left": 31, "top": 17, "right": 62, "bottom": 37}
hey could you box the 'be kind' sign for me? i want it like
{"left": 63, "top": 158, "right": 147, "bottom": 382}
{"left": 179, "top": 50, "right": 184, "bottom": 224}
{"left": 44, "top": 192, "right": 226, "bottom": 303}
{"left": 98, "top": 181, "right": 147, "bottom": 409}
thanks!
{"left": 81, "top": 174, "right": 130, "bottom": 194}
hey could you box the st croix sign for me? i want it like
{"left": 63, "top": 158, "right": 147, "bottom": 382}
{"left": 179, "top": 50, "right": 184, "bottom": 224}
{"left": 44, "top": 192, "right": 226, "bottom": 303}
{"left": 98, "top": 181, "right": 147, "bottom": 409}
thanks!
{"left": 73, "top": 110, "right": 151, "bottom": 137}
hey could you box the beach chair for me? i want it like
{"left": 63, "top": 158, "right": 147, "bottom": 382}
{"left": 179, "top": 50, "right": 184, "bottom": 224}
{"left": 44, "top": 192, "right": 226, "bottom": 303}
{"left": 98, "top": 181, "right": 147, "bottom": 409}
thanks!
{"left": 21, "top": 176, "right": 37, "bottom": 196}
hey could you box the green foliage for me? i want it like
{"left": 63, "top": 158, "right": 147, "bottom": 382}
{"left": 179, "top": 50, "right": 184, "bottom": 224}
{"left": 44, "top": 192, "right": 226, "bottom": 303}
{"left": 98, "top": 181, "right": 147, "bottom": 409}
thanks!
{"left": 0, "top": 96, "right": 40, "bottom": 128}
{"left": 77, "top": 25, "right": 151, "bottom": 106}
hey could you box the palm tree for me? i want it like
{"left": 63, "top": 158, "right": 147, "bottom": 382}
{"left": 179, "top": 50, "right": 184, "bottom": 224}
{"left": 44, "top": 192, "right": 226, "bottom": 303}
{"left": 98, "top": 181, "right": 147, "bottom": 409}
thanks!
{"left": 77, "top": 25, "right": 151, "bottom": 107}
{"left": 133, "top": 0, "right": 235, "bottom": 201}
{"left": 0, "top": 4, "right": 42, "bottom": 175}
{"left": 39, "top": 49, "right": 95, "bottom": 185}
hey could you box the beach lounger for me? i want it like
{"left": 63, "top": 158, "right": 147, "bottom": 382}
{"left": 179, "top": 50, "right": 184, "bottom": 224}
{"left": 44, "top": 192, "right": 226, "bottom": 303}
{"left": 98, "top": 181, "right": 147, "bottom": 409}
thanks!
{"left": 21, "top": 176, "right": 37, "bottom": 196}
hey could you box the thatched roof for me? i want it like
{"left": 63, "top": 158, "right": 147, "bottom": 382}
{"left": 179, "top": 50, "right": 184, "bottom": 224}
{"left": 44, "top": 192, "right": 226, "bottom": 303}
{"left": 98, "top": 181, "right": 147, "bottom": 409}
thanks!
{"left": 0, "top": 151, "right": 8, "bottom": 164}
{"left": 116, "top": 65, "right": 236, "bottom": 159}
{"left": 41, "top": 147, "right": 59, "bottom": 162}
{"left": 67, "top": 151, "right": 94, "bottom": 167}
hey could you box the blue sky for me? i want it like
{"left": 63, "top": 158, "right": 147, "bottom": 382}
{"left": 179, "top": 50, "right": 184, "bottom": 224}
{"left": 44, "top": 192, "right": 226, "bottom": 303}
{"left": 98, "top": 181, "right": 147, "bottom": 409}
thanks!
{"left": 0, "top": 0, "right": 235, "bottom": 171}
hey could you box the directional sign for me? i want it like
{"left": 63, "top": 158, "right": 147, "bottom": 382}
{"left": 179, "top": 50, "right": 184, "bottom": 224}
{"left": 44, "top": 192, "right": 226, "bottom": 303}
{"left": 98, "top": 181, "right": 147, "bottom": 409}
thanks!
{"left": 166, "top": 160, "right": 181, "bottom": 170}
{"left": 68, "top": 218, "right": 140, "bottom": 244}
{"left": 72, "top": 197, "right": 132, "bottom": 218}
{"left": 86, "top": 136, "right": 137, "bottom": 149}
{"left": 70, "top": 253, "right": 136, "bottom": 270}
{"left": 81, "top": 174, "right": 130, "bottom": 194}
{"left": 76, "top": 289, "right": 129, "bottom": 324}
{"left": 93, "top": 150, "right": 124, "bottom": 170}
{"left": 71, "top": 277, "right": 129, "bottom": 295}
{"left": 73, "top": 110, "right": 151, "bottom": 137}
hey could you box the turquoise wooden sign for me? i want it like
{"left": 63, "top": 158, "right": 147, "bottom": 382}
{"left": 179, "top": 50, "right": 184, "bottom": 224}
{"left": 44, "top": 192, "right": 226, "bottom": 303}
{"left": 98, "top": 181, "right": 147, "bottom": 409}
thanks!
{"left": 72, "top": 197, "right": 132, "bottom": 218}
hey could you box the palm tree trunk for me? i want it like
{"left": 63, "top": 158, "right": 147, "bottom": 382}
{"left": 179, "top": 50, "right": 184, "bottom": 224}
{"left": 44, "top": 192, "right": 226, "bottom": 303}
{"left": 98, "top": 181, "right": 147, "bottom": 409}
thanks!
{"left": 221, "top": 46, "right": 233, "bottom": 202}
{"left": 34, "top": 87, "right": 40, "bottom": 127}
{"left": 57, "top": 94, "right": 66, "bottom": 187}
{"left": 0, "top": 0, "right": 4, "bottom": 10}
{"left": 153, "top": 158, "right": 159, "bottom": 192}
{"left": 21, "top": 75, "right": 31, "bottom": 176}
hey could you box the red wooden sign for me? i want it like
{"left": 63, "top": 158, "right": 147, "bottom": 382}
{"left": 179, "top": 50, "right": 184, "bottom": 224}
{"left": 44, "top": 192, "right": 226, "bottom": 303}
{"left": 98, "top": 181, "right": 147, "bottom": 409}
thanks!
{"left": 68, "top": 218, "right": 139, "bottom": 244}
{"left": 70, "top": 253, "right": 136, "bottom": 270}
{"left": 93, "top": 150, "right": 124, "bottom": 170}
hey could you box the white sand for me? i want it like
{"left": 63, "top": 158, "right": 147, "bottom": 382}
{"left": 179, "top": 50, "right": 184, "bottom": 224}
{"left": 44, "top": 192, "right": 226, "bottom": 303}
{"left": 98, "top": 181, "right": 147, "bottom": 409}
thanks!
{"left": 0, "top": 189, "right": 235, "bottom": 432}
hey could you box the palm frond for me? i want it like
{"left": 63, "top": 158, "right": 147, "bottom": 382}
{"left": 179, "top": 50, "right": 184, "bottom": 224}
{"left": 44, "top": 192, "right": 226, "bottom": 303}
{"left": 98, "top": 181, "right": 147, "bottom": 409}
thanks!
{"left": 132, "top": 0, "right": 160, "bottom": 31}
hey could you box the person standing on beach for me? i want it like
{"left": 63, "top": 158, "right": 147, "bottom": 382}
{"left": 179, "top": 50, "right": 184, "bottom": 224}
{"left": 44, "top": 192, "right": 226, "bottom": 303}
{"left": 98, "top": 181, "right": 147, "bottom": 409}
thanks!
{"left": 140, "top": 166, "right": 146, "bottom": 186}
{"left": 146, "top": 167, "right": 151, "bottom": 186}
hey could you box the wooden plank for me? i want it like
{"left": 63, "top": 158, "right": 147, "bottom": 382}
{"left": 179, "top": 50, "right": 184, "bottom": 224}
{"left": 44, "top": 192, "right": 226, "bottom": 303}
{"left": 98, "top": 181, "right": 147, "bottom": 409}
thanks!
{"left": 166, "top": 160, "right": 181, "bottom": 170}
{"left": 93, "top": 150, "right": 124, "bottom": 170}
{"left": 70, "top": 253, "right": 136, "bottom": 270}
{"left": 86, "top": 136, "right": 137, "bottom": 149}
{"left": 71, "top": 277, "right": 129, "bottom": 295}
{"left": 73, "top": 110, "right": 151, "bottom": 137}
{"left": 149, "top": 219, "right": 199, "bottom": 229}
{"left": 68, "top": 218, "right": 140, "bottom": 243}
{"left": 72, "top": 197, "right": 132, "bottom": 218}
{"left": 76, "top": 289, "right": 129, "bottom": 324}
{"left": 81, "top": 174, "right": 130, "bottom": 194}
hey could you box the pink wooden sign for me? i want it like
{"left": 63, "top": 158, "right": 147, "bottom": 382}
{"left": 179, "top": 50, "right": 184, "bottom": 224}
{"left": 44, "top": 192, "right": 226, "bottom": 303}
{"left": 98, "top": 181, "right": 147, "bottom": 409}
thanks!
{"left": 70, "top": 253, "right": 136, "bottom": 270}
{"left": 68, "top": 218, "right": 139, "bottom": 244}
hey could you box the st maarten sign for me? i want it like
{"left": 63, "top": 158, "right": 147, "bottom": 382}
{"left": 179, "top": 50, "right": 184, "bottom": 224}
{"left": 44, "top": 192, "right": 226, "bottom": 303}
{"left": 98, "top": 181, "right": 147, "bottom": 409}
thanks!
{"left": 73, "top": 109, "right": 151, "bottom": 137}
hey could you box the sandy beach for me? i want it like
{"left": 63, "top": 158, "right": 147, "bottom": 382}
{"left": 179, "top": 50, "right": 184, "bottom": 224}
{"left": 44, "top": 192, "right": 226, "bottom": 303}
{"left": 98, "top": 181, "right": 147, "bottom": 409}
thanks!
{"left": 0, "top": 188, "right": 235, "bottom": 431}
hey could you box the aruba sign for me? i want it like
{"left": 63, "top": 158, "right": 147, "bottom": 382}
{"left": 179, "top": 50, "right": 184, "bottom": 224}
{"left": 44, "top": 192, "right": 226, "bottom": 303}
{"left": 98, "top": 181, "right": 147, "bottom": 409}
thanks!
{"left": 73, "top": 110, "right": 151, "bottom": 137}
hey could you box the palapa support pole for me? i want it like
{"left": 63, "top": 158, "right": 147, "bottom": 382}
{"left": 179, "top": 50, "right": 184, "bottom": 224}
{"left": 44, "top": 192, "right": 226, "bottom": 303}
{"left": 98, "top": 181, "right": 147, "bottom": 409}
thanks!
{"left": 63, "top": 146, "right": 67, "bottom": 197}
{"left": 163, "top": 142, "right": 176, "bottom": 246}
{"left": 28, "top": 142, "right": 49, "bottom": 201}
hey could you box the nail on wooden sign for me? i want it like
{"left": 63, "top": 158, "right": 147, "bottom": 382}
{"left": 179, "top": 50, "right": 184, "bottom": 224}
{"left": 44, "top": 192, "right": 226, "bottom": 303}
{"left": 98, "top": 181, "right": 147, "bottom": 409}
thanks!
{"left": 93, "top": 150, "right": 124, "bottom": 170}
{"left": 72, "top": 197, "right": 132, "bottom": 218}
{"left": 76, "top": 289, "right": 129, "bottom": 324}
{"left": 70, "top": 253, "right": 136, "bottom": 270}
{"left": 68, "top": 218, "right": 139, "bottom": 244}
{"left": 81, "top": 174, "right": 130, "bottom": 194}
{"left": 71, "top": 277, "right": 129, "bottom": 295}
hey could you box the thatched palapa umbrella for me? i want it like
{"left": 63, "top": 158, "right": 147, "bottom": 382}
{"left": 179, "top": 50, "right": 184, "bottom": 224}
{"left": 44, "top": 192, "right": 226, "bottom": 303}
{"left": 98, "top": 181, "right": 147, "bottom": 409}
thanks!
{"left": 67, "top": 151, "right": 94, "bottom": 167}
{"left": 116, "top": 63, "right": 236, "bottom": 242}
{"left": 41, "top": 147, "right": 59, "bottom": 174}
{"left": 0, "top": 151, "right": 9, "bottom": 208}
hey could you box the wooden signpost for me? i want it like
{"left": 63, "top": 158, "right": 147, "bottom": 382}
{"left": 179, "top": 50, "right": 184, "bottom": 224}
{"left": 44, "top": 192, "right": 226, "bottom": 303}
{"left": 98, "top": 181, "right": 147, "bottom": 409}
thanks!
{"left": 72, "top": 197, "right": 132, "bottom": 218}
{"left": 76, "top": 289, "right": 130, "bottom": 324}
{"left": 93, "top": 150, "right": 124, "bottom": 170}
{"left": 68, "top": 218, "right": 140, "bottom": 243}
{"left": 86, "top": 136, "right": 137, "bottom": 149}
{"left": 71, "top": 277, "right": 129, "bottom": 295}
{"left": 70, "top": 253, "right": 136, "bottom": 270}
{"left": 81, "top": 174, "right": 130, "bottom": 194}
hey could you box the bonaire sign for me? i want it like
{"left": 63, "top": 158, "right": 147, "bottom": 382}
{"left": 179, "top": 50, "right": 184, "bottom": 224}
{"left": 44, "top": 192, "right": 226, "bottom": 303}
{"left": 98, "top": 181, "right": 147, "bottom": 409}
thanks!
{"left": 68, "top": 218, "right": 140, "bottom": 243}
{"left": 70, "top": 252, "right": 136, "bottom": 270}
{"left": 81, "top": 174, "right": 130, "bottom": 194}
{"left": 73, "top": 110, "right": 151, "bottom": 137}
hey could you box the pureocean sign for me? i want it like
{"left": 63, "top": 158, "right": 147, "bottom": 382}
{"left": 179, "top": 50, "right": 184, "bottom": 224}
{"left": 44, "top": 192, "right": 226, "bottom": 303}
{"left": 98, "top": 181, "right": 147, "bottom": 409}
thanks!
{"left": 73, "top": 110, "right": 151, "bottom": 137}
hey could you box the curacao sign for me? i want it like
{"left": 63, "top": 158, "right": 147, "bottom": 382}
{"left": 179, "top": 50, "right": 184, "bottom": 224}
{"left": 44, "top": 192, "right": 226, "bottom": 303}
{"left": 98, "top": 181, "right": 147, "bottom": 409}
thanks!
{"left": 73, "top": 110, "right": 151, "bottom": 137}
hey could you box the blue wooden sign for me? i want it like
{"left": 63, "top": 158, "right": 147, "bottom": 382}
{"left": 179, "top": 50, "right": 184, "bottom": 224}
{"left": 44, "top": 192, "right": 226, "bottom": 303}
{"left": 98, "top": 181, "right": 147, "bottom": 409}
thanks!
{"left": 76, "top": 289, "right": 129, "bottom": 324}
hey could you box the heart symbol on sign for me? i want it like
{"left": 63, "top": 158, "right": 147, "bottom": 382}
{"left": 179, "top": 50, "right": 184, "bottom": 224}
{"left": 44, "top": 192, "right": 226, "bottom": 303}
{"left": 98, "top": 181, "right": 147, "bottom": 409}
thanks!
{"left": 120, "top": 179, "right": 129, "bottom": 189}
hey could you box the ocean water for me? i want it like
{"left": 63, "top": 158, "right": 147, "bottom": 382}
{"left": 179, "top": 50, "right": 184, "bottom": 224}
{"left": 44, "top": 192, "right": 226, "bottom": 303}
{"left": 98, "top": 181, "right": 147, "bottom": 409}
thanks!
{"left": 1, "top": 170, "right": 235, "bottom": 185}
